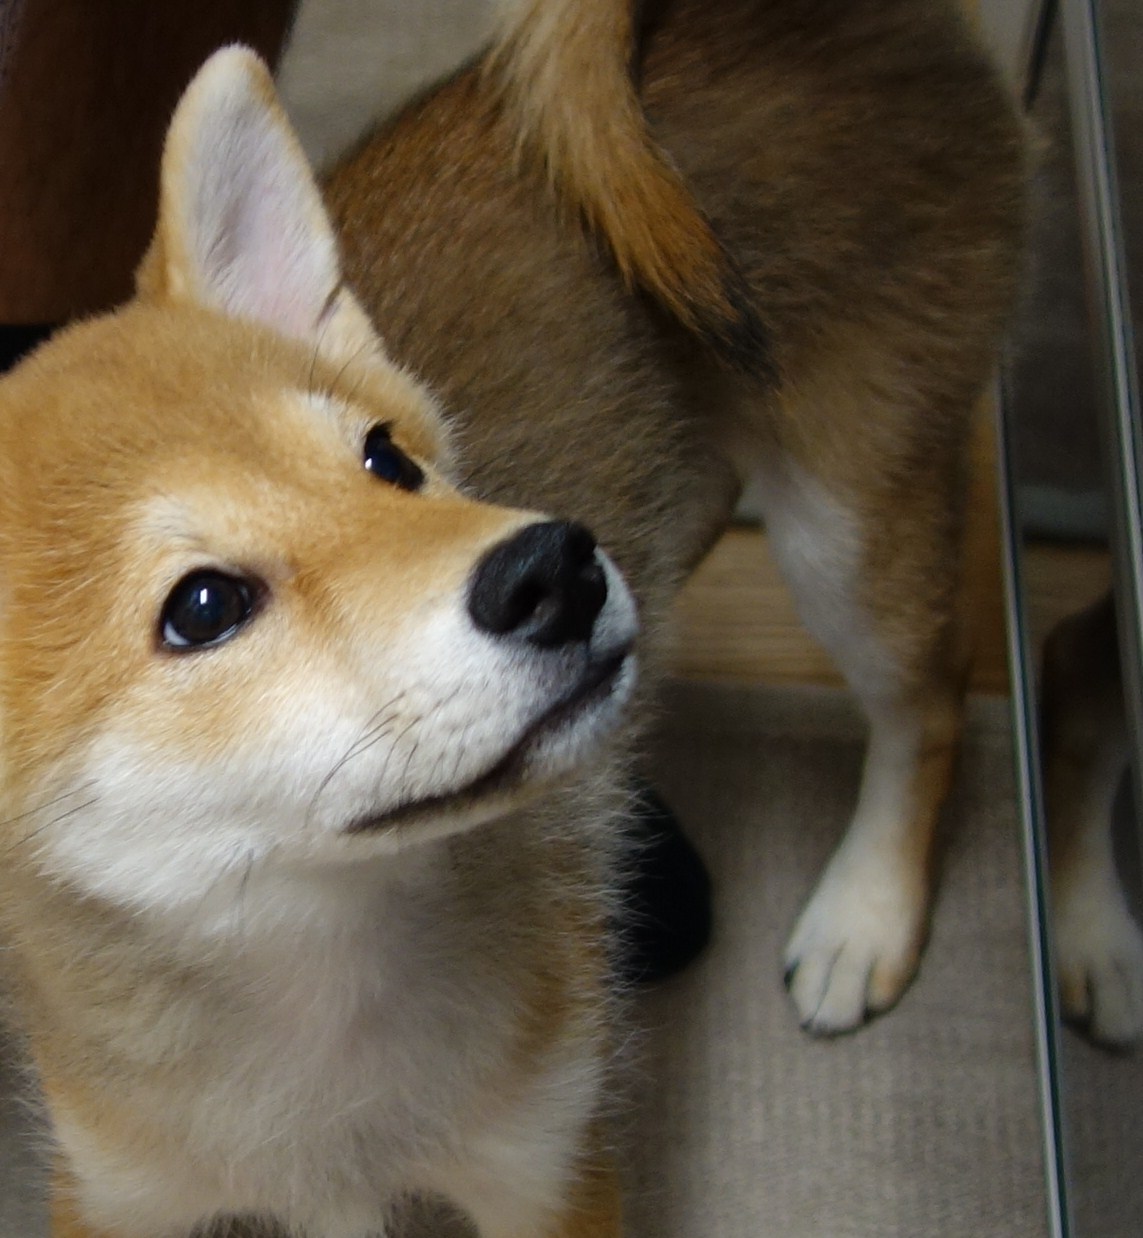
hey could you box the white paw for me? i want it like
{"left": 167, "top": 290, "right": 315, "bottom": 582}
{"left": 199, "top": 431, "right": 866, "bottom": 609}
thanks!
{"left": 1055, "top": 870, "right": 1143, "bottom": 1047}
{"left": 784, "top": 849, "right": 927, "bottom": 1035}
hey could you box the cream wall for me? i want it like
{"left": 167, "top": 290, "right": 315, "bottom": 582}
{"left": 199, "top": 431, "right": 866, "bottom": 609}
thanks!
{"left": 277, "top": 0, "right": 1044, "bottom": 171}
{"left": 976, "top": 0, "right": 1049, "bottom": 85}
{"left": 277, "top": 0, "right": 496, "bottom": 168}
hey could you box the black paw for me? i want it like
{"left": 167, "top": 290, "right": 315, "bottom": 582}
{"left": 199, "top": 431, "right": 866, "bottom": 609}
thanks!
{"left": 615, "top": 780, "right": 713, "bottom": 985}
{"left": 0, "top": 324, "right": 55, "bottom": 373}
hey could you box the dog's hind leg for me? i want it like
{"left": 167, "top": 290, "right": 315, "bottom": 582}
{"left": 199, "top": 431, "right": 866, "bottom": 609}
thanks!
{"left": 745, "top": 385, "right": 970, "bottom": 1035}
{"left": 1043, "top": 591, "right": 1143, "bottom": 1046}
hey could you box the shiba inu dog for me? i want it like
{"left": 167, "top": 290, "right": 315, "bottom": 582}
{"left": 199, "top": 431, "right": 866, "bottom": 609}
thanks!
{"left": 0, "top": 0, "right": 1024, "bottom": 1233}
{"left": 326, "top": 0, "right": 1026, "bottom": 1036}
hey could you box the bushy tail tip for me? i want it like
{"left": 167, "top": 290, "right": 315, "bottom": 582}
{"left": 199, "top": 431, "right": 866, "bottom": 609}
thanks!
{"left": 487, "top": 0, "right": 771, "bottom": 375}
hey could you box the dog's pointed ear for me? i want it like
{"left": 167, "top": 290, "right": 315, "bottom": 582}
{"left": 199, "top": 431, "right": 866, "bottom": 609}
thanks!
{"left": 138, "top": 46, "right": 379, "bottom": 364}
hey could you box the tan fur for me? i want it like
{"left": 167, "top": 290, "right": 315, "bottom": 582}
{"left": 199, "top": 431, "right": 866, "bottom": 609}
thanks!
{"left": 0, "top": 0, "right": 1027, "bottom": 1233}
{"left": 0, "top": 312, "right": 476, "bottom": 782}
{"left": 486, "top": 0, "right": 766, "bottom": 365}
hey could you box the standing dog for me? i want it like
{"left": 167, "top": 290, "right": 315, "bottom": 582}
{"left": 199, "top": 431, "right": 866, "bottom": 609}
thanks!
{"left": 327, "top": 0, "right": 1026, "bottom": 1035}
{"left": 0, "top": 0, "right": 1024, "bottom": 1235}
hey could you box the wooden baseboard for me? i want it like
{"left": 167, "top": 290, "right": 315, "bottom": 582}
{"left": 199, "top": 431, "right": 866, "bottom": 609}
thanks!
{"left": 666, "top": 527, "right": 1108, "bottom": 694}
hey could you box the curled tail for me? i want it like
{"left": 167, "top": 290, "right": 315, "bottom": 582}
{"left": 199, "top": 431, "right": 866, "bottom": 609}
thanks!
{"left": 487, "top": 0, "right": 770, "bottom": 374}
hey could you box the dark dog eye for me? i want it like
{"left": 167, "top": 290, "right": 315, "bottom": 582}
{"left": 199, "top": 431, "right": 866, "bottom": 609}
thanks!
{"left": 363, "top": 424, "right": 424, "bottom": 492}
{"left": 160, "top": 571, "right": 257, "bottom": 650}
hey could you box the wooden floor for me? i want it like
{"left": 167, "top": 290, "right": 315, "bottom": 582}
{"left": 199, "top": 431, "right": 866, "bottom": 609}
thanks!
{"left": 667, "top": 527, "right": 1110, "bottom": 695}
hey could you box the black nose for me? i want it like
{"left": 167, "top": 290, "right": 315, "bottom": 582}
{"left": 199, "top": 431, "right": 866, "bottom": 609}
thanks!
{"left": 467, "top": 520, "right": 608, "bottom": 647}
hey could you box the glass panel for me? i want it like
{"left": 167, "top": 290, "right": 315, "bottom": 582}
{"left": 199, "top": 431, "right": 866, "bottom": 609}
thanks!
{"left": 1003, "top": 1, "right": 1143, "bottom": 1233}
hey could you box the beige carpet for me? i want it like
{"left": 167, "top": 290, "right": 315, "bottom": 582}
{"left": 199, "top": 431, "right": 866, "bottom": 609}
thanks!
{"left": 628, "top": 683, "right": 1048, "bottom": 1238}
{"left": 1, "top": 681, "right": 1056, "bottom": 1237}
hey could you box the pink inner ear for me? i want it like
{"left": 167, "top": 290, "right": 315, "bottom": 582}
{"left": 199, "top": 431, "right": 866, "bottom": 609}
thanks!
{"left": 182, "top": 77, "right": 339, "bottom": 343}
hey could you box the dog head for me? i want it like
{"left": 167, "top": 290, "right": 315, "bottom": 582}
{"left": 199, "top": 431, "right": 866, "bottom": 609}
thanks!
{"left": 0, "top": 48, "right": 637, "bottom": 919}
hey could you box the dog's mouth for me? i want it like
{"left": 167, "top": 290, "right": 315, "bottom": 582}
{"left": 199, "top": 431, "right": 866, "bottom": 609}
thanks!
{"left": 344, "top": 645, "right": 634, "bottom": 836}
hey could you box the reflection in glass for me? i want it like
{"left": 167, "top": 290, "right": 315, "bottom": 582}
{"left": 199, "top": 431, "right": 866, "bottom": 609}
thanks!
{"left": 1004, "top": 2, "right": 1143, "bottom": 1234}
